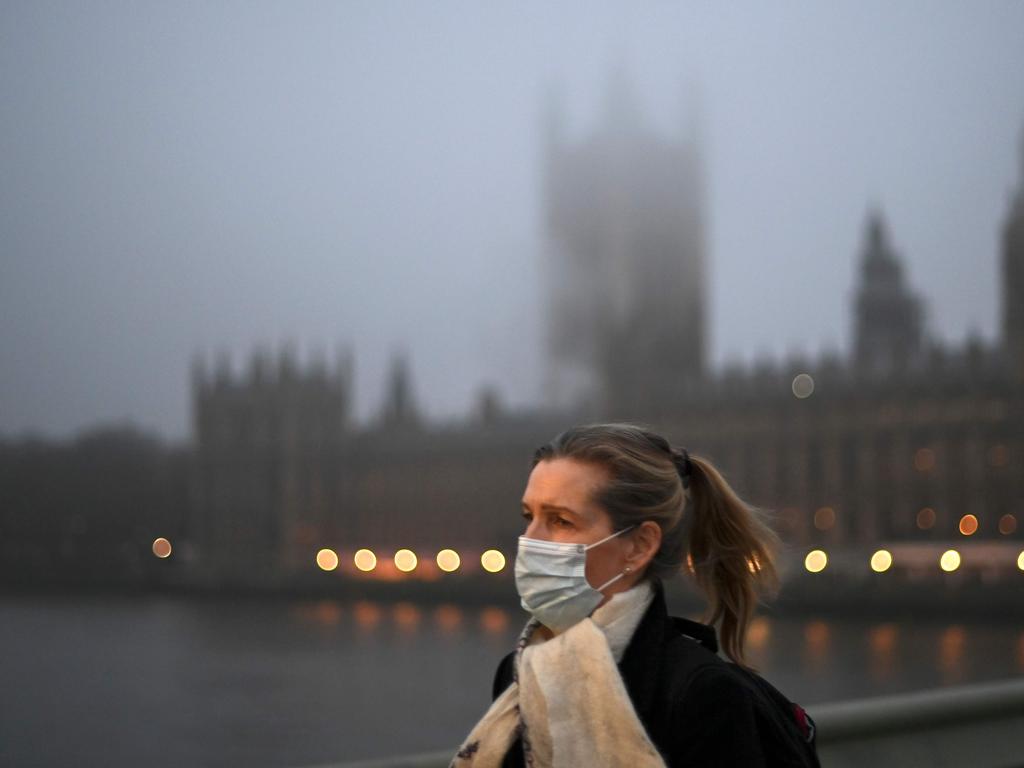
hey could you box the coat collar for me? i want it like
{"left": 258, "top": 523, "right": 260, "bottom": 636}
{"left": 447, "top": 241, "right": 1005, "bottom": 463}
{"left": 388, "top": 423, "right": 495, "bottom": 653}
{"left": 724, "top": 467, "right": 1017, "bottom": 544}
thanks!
{"left": 670, "top": 615, "right": 718, "bottom": 654}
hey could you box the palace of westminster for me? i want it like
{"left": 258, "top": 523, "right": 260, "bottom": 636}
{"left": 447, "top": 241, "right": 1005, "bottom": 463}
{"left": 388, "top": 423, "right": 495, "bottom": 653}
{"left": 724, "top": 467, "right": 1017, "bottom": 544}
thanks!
{"left": 3, "top": 85, "right": 1023, "bottom": 589}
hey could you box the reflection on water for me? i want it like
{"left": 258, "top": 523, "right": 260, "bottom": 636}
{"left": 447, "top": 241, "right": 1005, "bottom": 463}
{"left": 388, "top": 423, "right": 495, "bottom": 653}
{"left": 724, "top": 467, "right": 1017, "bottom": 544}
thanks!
{"left": 294, "top": 599, "right": 510, "bottom": 638}
{"left": 802, "top": 619, "right": 831, "bottom": 675}
{"left": 1, "top": 596, "right": 1022, "bottom": 767}
{"left": 868, "top": 623, "right": 898, "bottom": 683}
{"left": 352, "top": 599, "right": 382, "bottom": 629}
{"left": 287, "top": 597, "right": 1024, "bottom": 692}
{"left": 939, "top": 625, "right": 967, "bottom": 684}
{"left": 392, "top": 601, "right": 422, "bottom": 633}
{"left": 746, "top": 616, "right": 771, "bottom": 653}
{"left": 294, "top": 600, "right": 344, "bottom": 627}
{"left": 434, "top": 604, "right": 463, "bottom": 634}
{"left": 479, "top": 606, "right": 510, "bottom": 635}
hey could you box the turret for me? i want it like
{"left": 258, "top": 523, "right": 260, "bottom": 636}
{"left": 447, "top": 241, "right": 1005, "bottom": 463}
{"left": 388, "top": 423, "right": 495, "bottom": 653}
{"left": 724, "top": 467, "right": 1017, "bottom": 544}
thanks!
{"left": 379, "top": 351, "right": 420, "bottom": 429}
{"left": 852, "top": 209, "right": 926, "bottom": 379}
{"left": 1002, "top": 125, "right": 1024, "bottom": 381}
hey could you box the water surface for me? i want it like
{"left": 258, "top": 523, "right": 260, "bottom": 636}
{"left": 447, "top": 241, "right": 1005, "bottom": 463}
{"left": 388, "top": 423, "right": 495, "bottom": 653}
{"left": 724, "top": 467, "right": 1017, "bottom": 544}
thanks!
{"left": 1, "top": 595, "right": 1021, "bottom": 766}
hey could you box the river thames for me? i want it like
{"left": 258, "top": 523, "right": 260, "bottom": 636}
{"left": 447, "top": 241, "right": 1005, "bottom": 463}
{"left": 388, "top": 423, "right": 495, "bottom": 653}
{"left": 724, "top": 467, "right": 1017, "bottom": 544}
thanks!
{"left": 2, "top": 594, "right": 1022, "bottom": 767}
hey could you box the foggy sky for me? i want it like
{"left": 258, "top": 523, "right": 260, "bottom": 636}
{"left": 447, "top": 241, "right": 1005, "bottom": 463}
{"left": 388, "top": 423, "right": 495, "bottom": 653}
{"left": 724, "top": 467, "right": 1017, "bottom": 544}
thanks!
{"left": 2, "top": 1, "right": 1023, "bottom": 440}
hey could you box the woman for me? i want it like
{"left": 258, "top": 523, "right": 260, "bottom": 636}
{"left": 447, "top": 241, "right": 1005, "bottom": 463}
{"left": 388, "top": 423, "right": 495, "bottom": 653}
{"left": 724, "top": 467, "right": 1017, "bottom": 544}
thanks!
{"left": 452, "top": 423, "right": 818, "bottom": 768}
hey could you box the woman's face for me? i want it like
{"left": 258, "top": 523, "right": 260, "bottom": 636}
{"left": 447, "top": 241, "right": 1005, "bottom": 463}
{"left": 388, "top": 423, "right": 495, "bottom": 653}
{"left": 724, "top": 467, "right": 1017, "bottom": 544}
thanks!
{"left": 520, "top": 457, "right": 635, "bottom": 599}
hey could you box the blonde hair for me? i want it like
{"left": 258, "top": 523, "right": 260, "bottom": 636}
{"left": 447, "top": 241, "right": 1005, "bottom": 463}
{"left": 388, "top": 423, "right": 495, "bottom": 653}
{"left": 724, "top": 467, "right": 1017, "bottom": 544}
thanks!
{"left": 532, "top": 422, "right": 780, "bottom": 667}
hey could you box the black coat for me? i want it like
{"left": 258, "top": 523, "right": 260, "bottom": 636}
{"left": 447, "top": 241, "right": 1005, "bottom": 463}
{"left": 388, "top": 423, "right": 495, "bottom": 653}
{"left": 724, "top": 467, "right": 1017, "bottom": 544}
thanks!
{"left": 491, "top": 584, "right": 817, "bottom": 767}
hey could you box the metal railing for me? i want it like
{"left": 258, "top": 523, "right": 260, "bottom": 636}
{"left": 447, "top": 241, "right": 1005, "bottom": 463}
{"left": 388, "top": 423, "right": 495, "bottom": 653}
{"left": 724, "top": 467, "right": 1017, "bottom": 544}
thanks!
{"left": 312, "top": 675, "right": 1024, "bottom": 768}
{"left": 811, "top": 675, "right": 1024, "bottom": 767}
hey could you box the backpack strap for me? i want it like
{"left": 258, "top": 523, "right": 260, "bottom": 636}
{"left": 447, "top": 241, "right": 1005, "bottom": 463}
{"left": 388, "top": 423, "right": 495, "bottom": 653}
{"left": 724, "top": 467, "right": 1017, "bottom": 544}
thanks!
{"left": 731, "top": 665, "right": 820, "bottom": 766}
{"left": 792, "top": 702, "right": 816, "bottom": 745}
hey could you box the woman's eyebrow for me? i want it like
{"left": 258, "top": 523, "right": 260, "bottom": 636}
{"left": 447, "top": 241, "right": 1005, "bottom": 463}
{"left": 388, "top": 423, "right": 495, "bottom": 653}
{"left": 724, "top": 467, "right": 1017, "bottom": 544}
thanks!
{"left": 520, "top": 501, "right": 580, "bottom": 516}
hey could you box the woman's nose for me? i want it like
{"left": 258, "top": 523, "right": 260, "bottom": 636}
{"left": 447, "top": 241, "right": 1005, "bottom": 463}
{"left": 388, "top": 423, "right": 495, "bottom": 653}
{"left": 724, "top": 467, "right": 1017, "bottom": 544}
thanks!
{"left": 524, "top": 518, "right": 543, "bottom": 539}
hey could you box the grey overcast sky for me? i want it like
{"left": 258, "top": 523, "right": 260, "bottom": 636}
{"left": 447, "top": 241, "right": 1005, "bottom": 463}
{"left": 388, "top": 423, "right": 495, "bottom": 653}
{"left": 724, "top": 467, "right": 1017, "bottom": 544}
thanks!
{"left": 1, "top": 1, "right": 1023, "bottom": 440}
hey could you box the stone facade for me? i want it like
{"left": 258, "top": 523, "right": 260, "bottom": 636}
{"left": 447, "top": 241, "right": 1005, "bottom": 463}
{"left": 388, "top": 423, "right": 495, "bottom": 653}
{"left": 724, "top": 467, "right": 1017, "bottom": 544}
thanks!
{"left": 183, "top": 102, "right": 1024, "bottom": 584}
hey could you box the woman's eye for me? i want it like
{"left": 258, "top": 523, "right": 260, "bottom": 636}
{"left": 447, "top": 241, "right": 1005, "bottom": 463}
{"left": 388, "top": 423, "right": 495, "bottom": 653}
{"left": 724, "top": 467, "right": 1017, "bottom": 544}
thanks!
{"left": 555, "top": 517, "right": 573, "bottom": 528}
{"left": 521, "top": 511, "right": 532, "bottom": 522}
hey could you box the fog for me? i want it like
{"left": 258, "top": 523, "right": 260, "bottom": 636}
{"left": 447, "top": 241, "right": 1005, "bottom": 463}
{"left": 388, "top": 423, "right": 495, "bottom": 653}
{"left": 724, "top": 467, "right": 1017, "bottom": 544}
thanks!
{"left": 1, "top": 1, "right": 1022, "bottom": 439}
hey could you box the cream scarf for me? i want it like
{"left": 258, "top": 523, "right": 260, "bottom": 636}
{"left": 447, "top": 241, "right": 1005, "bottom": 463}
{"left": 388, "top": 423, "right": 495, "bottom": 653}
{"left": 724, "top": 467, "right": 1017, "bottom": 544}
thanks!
{"left": 450, "top": 582, "right": 668, "bottom": 768}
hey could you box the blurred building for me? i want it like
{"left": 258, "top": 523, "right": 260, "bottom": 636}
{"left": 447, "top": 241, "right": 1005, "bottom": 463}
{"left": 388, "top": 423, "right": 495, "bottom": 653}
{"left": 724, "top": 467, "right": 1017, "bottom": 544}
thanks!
{"left": 1004, "top": 129, "right": 1024, "bottom": 383}
{"left": 0, "top": 426, "right": 189, "bottom": 588}
{"left": 543, "top": 73, "right": 707, "bottom": 417}
{"left": 188, "top": 345, "right": 353, "bottom": 582}
{"left": 187, "top": 346, "right": 548, "bottom": 582}
{"left": 2, "top": 102, "right": 1022, "bottom": 591}
{"left": 178, "top": 109, "right": 1023, "bottom": 586}
{"left": 853, "top": 211, "right": 927, "bottom": 378}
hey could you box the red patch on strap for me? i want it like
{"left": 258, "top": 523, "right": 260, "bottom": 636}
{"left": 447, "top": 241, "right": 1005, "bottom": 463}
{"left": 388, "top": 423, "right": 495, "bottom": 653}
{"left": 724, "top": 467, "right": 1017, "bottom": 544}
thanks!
{"left": 792, "top": 703, "right": 810, "bottom": 740}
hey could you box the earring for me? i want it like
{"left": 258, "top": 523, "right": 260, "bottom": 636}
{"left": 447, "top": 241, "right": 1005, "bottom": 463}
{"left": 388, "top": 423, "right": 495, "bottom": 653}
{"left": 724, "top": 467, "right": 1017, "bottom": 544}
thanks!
{"left": 624, "top": 565, "right": 632, "bottom": 573}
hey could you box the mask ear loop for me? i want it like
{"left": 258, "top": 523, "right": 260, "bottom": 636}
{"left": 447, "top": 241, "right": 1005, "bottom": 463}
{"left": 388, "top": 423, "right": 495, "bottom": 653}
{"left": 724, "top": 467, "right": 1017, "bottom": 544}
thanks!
{"left": 583, "top": 524, "right": 636, "bottom": 551}
{"left": 586, "top": 525, "right": 638, "bottom": 591}
{"left": 593, "top": 570, "right": 629, "bottom": 591}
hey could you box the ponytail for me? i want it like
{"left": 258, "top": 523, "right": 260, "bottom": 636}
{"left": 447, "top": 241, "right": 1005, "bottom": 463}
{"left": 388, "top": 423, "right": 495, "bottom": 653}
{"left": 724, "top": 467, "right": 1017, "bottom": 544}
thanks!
{"left": 685, "top": 455, "right": 780, "bottom": 667}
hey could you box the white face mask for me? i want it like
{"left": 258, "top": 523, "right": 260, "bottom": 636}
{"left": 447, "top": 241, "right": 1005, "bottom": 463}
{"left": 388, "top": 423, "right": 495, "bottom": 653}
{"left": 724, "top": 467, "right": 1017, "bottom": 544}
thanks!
{"left": 514, "top": 525, "right": 635, "bottom": 634}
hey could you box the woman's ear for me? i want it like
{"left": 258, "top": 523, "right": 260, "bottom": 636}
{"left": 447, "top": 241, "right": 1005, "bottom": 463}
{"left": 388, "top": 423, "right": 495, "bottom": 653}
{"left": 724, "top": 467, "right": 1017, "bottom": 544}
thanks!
{"left": 627, "top": 520, "right": 662, "bottom": 571}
